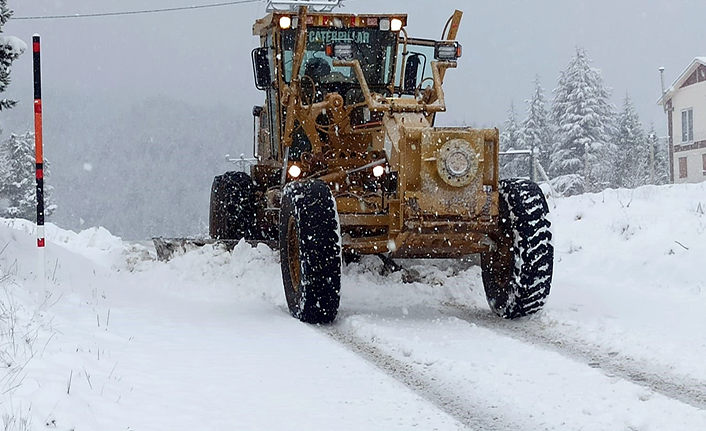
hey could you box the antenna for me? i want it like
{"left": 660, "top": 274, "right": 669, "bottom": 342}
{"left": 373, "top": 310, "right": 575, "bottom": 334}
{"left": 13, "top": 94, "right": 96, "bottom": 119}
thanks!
{"left": 266, "top": 0, "right": 344, "bottom": 12}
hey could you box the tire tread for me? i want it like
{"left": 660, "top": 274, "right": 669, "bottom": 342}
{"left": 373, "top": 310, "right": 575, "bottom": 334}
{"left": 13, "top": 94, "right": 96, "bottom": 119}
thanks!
{"left": 481, "top": 178, "right": 554, "bottom": 319}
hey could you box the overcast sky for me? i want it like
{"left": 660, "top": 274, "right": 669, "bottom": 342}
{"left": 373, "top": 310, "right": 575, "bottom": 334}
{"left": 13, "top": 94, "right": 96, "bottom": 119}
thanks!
{"left": 3, "top": 0, "right": 705, "bottom": 135}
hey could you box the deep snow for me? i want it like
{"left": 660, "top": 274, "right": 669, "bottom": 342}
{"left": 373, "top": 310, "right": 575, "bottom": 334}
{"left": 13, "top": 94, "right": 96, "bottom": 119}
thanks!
{"left": 1, "top": 182, "right": 705, "bottom": 430}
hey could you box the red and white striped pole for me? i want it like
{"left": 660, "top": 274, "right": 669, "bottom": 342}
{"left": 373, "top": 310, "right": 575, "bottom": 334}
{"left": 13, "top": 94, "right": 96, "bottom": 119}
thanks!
{"left": 33, "top": 34, "right": 45, "bottom": 282}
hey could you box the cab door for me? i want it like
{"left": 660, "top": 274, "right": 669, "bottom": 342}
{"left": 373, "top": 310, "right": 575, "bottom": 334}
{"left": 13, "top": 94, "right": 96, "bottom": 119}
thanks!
{"left": 396, "top": 38, "right": 437, "bottom": 96}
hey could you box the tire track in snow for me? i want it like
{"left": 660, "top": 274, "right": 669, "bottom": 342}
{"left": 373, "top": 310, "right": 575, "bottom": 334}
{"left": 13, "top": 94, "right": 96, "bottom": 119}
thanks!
{"left": 443, "top": 305, "right": 706, "bottom": 411}
{"left": 319, "top": 323, "right": 523, "bottom": 431}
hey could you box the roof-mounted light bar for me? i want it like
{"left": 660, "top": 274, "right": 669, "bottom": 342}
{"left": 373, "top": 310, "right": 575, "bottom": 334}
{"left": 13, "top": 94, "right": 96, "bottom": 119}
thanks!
{"left": 277, "top": 14, "right": 405, "bottom": 30}
{"left": 267, "top": 0, "right": 344, "bottom": 12}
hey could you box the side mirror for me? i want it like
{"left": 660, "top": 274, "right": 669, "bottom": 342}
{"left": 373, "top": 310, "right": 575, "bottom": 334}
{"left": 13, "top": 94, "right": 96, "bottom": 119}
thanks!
{"left": 252, "top": 47, "right": 271, "bottom": 91}
{"left": 403, "top": 54, "right": 421, "bottom": 95}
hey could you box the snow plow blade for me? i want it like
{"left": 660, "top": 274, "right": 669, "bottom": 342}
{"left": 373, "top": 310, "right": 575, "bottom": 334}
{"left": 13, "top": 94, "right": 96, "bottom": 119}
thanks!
{"left": 152, "top": 237, "right": 276, "bottom": 262}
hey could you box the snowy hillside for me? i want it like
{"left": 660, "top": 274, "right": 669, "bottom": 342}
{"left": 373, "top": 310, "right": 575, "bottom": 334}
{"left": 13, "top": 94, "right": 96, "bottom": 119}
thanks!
{"left": 1, "top": 182, "right": 705, "bottom": 430}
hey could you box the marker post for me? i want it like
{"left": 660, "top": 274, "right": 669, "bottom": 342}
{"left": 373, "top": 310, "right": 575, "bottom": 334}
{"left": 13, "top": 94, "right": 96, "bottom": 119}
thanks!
{"left": 33, "top": 34, "right": 45, "bottom": 284}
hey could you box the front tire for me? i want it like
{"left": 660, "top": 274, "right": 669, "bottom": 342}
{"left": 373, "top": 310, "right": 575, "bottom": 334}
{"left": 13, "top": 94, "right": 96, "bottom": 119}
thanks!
{"left": 481, "top": 178, "right": 553, "bottom": 319}
{"left": 280, "top": 179, "right": 341, "bottom": 324}
{"left": 209, "top": 171, "right": 256, "bottom": 240}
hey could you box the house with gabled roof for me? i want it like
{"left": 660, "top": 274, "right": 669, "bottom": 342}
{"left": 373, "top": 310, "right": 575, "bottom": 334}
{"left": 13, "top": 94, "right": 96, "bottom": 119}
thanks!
{"left": 657, "top": 57, "right": 706, "bottom": 183}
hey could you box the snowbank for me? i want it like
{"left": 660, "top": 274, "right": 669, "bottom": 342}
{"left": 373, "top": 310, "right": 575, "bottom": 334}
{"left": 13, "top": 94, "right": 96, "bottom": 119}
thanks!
{"left": 0, "top": 181, "right": 705, "bottom": 429}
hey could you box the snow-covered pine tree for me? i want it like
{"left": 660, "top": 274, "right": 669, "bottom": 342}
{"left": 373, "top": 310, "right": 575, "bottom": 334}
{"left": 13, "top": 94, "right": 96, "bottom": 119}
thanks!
{"left": 499, "top": 101, "right": 528, "bottom": 178}
{"left": 550, "top": 47, "right": 615, "bottom": 195}
{"left": 647, "top": 123, "right": 670, "bottom": 185}
{"left": 0, "top": 132, "right": 56, "bottom": 219}
{"left": 614, "top": 94, "right": 648, "bottom": 188}
{"left": 0, "top": 1, "right": 26, "bottom": 111}
{"left": 520, "top": 75, "right": 553, "bottom": 175}
{"left": 0, "top": 4, "right": 32, "bottom": 219}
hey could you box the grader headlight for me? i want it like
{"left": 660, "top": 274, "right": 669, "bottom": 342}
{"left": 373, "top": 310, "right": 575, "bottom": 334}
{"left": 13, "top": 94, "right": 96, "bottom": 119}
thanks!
{"left": 390, "top": 18, "right": 403, "bottom": 32}
{"left": 279, "top": 16, "right": 292, "bottom": 30}
{"left": 436, "top": 139, "right": 478, "bottom": 187}
{"left": 372, "top": 165, "right": 385, "bottom": 177}
{"left": 435, "top": 41, "right": 462, "bottom": 60}
{"left": 288, "top": 164, "right": 302, "bottom": 178}
{"left": 380, "top": 17, "right": 403, "bottom": 32}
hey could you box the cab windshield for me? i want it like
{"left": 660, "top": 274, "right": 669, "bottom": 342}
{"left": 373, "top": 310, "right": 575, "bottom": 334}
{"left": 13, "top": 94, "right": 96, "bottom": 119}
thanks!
{"left": 281, "top": 27, "right": 398, "bottom": 90}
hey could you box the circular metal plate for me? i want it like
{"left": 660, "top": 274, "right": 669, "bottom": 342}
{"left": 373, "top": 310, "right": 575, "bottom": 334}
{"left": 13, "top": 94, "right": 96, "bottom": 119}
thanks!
{"left": 436, "top": 139, "right": 478, "bottom": 187}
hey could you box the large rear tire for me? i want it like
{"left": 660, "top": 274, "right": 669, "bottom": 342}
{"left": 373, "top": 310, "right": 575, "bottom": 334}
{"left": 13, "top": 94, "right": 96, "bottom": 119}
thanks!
{"left": 280, "top": 179, "right": 341, "bottom": 324}
{"left": 481, "top": 178, "right": 553, "bottom": 319}
{"left": 209, "top": 171, "right": 256, "bottom": 240}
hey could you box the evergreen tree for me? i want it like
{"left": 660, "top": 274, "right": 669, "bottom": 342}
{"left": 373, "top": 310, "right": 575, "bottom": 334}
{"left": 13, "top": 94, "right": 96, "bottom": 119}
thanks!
{"left": 647, "top": 123, "right": 670, "bottom": 185}
{"left": 0, "top": 132, "right": 56, "bottom": 219}
{"left": 614, "top": 94, "right": 648, "bottom": 188}
{"left": 0, "top": 4, "right": 34, "bottom": 220}
{"left": 520, "top": 75, "right": 553, "bottom": 174}
{"left": 0, "top": 1, "right": 26, "bottom": 111}
{"left": 499, "top": 101, "right": 528, "bottom": 178}
{"left": 550, "top": 47, "right": 615, "bottom": 195}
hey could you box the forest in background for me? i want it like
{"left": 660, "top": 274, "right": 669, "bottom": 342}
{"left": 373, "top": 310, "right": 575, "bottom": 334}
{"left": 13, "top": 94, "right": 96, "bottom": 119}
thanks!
{"left": 498, "top": 47, "right": 670, "bottom": 196}
{"left": 1, "top": 91, "right": 252, "bottom": 239}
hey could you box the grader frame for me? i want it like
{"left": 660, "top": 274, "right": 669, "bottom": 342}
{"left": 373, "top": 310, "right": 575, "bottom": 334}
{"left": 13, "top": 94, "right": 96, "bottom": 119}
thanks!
{"left": 247, "top": 6, "right": 501, "bottom": 260}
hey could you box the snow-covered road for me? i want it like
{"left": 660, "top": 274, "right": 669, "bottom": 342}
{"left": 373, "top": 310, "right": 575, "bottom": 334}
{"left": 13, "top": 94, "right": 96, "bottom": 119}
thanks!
{"left": 1, "top": 182, "right": 705, "bottom": 430}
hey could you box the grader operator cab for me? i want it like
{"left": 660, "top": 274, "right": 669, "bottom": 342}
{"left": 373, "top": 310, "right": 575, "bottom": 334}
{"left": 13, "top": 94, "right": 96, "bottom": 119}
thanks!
{"left": 208, "top": 3, "right": 554, "bottom": 324}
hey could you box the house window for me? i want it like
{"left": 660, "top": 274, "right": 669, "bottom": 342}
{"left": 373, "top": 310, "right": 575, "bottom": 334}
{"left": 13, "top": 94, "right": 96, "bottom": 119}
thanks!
{"left": 681, "top": 108, "right": 694, "bottom": 142}
{"left": 679, "top": 156, "right": 688, "bottom": 178}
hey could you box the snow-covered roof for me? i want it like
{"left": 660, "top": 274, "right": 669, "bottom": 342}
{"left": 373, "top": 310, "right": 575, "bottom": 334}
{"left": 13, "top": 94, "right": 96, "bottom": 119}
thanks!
{"left": 657, "top": 57, "right": 706, "bottom": 106}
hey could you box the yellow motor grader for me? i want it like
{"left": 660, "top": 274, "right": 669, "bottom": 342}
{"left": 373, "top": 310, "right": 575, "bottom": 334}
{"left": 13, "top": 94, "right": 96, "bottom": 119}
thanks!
{"left": 164, "top": 2, "right": 554, "bottom": 324}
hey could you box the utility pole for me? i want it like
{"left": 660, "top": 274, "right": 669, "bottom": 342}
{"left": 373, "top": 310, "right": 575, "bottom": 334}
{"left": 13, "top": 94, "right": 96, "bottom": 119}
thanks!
{"left": 658, "top": 66, "right": 675, "bottom": 183}
{"left": 659, "top": 67, "right": 667, "bottom": 112}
